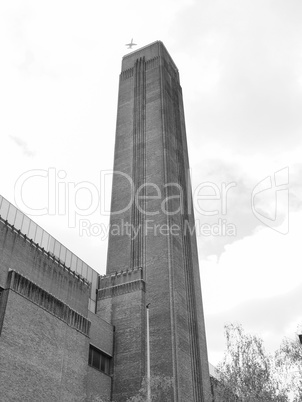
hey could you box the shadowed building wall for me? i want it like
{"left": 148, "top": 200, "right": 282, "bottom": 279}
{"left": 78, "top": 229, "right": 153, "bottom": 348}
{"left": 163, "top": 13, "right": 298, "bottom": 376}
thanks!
{"left": 102, "top": 41, "right": 211, "bottom": 402}
{"left": 0, "top": 204, "right": 113, "bottom": 402}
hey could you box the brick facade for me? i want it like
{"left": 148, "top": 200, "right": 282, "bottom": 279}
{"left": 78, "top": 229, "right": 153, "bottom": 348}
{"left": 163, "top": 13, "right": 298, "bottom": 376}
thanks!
{"left": 0, "top": 219, "right": 113, "bottom": 402}
{"left": 105, "top": 41, "right": 211, "bottom": 401}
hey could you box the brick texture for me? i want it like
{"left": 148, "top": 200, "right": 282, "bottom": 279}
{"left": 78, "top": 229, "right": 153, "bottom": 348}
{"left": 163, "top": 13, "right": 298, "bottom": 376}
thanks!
{"left": 97, "top": 270, "right": 146, "bottom": 401}
{"left": 105, "top": 41, "right": 211, "bottom": 401}
{"left": 0, "top": 219, "right": 113, "bottom": 401}
{"left": 0, "top": 221, "right": 90, "bottom": 316}
{"left": 0, "top": 289, "right": 88, "bottom": 401}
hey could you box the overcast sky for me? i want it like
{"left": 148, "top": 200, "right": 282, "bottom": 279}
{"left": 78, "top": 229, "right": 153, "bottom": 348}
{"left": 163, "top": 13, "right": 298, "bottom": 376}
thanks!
{"left": 1, "top": 0, "right": 301, "bottom": 366}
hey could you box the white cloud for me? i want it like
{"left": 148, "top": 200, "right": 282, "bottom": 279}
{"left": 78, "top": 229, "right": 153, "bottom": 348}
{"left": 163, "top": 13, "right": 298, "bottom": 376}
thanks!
{"left": 201, "top": 210, "right": 302, "bottom": 315}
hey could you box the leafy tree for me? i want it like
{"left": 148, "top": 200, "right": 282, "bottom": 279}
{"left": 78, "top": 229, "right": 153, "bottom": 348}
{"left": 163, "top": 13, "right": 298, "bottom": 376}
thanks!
{"left": 275, "top": 336, "right": 302, "bottom": 402}
{"left": 216, "top": 323, "right": 288, "bottom": 402}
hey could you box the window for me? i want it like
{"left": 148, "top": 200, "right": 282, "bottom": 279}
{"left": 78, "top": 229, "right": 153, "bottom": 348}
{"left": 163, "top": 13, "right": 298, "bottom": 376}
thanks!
{"left": 88, "top": 345, "right": 111, "bottom": 375}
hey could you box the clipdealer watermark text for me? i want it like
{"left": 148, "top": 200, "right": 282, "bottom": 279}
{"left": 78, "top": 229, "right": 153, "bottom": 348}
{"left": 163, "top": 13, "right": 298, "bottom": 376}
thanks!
{"left": 13, "top": 166, "right": 289, "bottom": 237}
{"left": 14, "top": 168, "right": 236, "bottom": 227}
{"left": 79, "top": 218, "right": 236, "bottom": 240}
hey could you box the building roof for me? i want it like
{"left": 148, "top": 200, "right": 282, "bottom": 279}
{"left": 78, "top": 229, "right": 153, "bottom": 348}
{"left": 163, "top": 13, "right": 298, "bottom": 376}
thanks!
{"left": 0, "top": 194, "right": 98, "bottom": 312}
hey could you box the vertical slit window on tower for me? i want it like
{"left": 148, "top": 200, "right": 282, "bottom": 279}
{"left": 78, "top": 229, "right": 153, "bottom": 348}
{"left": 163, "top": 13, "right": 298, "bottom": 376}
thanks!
{"left": 0, "top": 287, "right": 5, "bottom": 335}
{"left": 88, "top": 345, "right": 111, "bottom": 375}
{"left": 0, "top": 287, "right": 4, "bottom": 306}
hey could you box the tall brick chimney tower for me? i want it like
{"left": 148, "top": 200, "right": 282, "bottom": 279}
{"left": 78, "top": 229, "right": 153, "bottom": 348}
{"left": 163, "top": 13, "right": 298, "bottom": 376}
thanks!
{"left": 97, "top": 41, "right": 211, "bottom": 401}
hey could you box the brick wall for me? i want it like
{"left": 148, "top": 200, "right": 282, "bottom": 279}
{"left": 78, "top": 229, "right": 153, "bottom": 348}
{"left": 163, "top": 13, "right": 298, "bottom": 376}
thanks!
{"left": 88, "top": 310, "right": 113, "bottom": 356}
{"left": 0, "top": 220, "right": 90, "bottom": 316}
{"left": 0, "top": 289, "right": 89, "bottom": 401}
{"left": 0, "top": 219, "right": 114, "bottom": 401}
{"left": 97, "top": 270, "right": 146, "bottom": 402}
{"left": 105, "top": 41, "right": 211, "bottom": 401}
{"left": 86, "top": 366, "right": 112, "bottom": 402}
